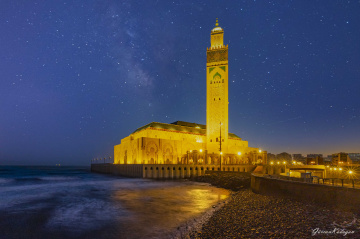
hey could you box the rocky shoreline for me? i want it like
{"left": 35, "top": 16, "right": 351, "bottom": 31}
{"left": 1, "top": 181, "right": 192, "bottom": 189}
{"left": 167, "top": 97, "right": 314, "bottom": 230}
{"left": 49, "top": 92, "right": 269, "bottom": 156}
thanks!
{"left": 181, "top": 172, "right": 360, "bottom": 238}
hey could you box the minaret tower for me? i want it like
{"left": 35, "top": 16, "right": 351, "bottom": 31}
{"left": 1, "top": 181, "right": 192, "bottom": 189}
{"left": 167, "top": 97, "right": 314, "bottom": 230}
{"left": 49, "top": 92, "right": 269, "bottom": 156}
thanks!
{"left": 206, "top": 19, "right": 229, "bottom": 155}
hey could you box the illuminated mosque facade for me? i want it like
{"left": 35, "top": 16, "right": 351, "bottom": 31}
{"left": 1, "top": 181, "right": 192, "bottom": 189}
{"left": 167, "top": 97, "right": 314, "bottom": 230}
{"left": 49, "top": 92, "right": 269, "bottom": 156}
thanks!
{"left": 114, "top": 20, "right": 267, "bottom": 166}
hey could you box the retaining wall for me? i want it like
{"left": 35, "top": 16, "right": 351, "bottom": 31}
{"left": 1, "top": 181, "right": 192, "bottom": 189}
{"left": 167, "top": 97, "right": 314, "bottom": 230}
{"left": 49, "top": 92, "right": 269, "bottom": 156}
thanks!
{"left": 251, "top": 173, "right": 360, "bottom": 212}
{"left": 91, "top": 164, "right": 257, "bottom": 179}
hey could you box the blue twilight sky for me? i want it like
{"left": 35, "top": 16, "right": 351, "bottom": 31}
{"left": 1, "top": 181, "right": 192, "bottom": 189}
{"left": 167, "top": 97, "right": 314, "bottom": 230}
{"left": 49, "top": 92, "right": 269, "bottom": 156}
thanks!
{"left": 1, "top": 0, "right": 359, "bottom": 165}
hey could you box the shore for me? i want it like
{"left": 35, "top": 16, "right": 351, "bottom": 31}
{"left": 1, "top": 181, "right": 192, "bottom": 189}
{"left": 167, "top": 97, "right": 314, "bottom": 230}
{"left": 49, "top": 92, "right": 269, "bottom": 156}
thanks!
{"left": 182, "top": 172, "right": 360, "bottom": 238}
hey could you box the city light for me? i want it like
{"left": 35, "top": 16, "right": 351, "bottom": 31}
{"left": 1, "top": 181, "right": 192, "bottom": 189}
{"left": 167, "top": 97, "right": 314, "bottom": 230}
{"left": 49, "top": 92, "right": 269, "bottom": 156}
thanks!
{"left": 283, "top": 161, "right": 286, "bottom": 164}
{"left": 270, "top": 162, "right": 274, "bottom": 165}
{"left": 277, "top": 161, "right": 280, "bottom": 165}
{"left": 220, "top": 152, "right": 223, "bottom": 155}
{"left": 259, "top": 150, "right": 262, "bottom": 153}
{"left": 349, "top": 170, "right": 353, "bottom": 174}
{"left": 238, "top": 152, "right": 241, "bottom": 155}
{"left": 200, "top": 149, "right": 203, "bottom": 153}
{"left": 339, "top": 168, "right": 342, "bottom": 171}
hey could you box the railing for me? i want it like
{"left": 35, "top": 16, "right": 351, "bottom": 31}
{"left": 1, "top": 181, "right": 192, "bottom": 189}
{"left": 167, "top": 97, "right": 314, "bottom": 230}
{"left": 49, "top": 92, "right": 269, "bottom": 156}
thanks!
{"left": 266, "top": 174, "right": 360, "bottom": 189}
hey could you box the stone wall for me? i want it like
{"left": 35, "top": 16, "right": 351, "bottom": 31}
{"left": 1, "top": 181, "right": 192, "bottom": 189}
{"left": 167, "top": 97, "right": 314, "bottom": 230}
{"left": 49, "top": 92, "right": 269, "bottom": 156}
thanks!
{"left": 251, "top": 173, "right": 360, "bottom": 212}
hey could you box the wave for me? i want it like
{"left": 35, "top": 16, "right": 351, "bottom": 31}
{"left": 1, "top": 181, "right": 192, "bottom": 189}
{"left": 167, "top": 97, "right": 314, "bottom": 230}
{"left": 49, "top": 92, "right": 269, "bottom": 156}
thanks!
{"left": 0, "top": 178, "right": 13, "bottom": 184}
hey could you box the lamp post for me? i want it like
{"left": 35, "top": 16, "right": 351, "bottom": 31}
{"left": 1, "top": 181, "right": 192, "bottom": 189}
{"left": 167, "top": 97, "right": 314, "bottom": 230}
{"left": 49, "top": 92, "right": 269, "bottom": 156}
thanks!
{"left": 219, "top": 122, "right": 222, "bottom": 171}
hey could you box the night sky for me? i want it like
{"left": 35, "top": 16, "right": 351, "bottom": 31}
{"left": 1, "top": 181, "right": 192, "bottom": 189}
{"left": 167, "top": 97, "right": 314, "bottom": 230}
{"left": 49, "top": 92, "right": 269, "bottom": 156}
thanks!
{"left": 1, "top": 1, "right": 359, "bottom": 165}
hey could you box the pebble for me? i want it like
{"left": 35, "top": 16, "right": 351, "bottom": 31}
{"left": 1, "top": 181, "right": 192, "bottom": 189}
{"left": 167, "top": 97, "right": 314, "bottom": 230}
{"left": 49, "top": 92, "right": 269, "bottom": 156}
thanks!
{"left": 187, "top": 172, "right": 359, "bottom": 238}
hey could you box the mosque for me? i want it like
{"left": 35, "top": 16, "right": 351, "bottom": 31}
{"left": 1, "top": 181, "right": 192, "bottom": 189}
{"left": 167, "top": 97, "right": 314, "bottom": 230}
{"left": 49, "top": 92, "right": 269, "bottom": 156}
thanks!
{"left": 113, "top": 19, "right": 267, "bottom": 167}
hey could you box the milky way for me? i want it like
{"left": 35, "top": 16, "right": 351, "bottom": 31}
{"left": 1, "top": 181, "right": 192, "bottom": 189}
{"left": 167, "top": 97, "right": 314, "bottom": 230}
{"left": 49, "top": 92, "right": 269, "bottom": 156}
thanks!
{"left": 1, "top": 1, "right": 359, "bottom": 165}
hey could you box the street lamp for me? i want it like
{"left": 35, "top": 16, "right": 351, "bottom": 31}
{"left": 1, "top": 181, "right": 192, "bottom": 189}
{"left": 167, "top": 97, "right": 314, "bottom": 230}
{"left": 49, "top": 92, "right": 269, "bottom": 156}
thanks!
{"left": 219, "top": 122, "right": 222, "bottom": 171}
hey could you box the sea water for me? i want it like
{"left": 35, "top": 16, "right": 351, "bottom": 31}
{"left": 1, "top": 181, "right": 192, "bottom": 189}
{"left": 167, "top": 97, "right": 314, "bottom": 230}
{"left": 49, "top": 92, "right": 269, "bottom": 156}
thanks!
{"left": 0, "top": 166, "right": 229, "bottom": 239}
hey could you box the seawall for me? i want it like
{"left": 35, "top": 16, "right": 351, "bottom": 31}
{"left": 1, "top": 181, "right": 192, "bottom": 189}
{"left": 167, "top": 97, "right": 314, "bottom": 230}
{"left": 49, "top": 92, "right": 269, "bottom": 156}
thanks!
{"left": 251, "top": 173, "right": 360, "bottom": 212}
{"left": 91, "top": 163, "right": 257, "bottom": 179}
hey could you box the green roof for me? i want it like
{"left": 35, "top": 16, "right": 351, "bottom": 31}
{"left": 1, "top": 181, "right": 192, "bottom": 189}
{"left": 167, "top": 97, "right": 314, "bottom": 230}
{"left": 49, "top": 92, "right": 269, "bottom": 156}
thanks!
{"left": 132, "top": 121, "right": 241, "bottom": 139}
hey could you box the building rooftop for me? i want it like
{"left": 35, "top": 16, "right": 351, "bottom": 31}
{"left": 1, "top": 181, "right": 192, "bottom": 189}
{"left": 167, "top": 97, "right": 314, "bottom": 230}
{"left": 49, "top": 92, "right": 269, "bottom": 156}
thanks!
{"left": 132, "top": 121, "right": 241, "bottom": 139}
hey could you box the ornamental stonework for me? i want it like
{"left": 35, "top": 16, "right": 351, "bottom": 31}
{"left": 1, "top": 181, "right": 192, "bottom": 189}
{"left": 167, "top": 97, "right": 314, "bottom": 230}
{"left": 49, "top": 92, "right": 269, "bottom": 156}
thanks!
{"left": 207, "top": 49, "right": 228, "bottom": 63}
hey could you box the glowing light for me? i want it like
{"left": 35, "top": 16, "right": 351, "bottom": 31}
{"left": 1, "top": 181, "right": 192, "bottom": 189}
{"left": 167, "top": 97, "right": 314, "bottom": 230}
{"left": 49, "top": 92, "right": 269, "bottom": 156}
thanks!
{"left": 220, "top": 152, "right": 223, "bottom": 155}
{"left": 237, "top": 152, "right": 241, "bottom": 155}
{"left": 200, "top": 149, "right": 203, "bottom": 153}
{"left": 190, "top": 150, "right": 192, "bottom": 153}
{"left": 339, "top": 168, "right": 342, "bottom": 171}
{"left": 349, "top": 170, "right": 353, "bottom": 174}
{"left": 277, "top": 161, "right": 280, "bottom": 165}
{"left": 270, "top": 162, "right": 274, "bottom": 165}
{"left": 330, "top": 168, "right": 333, "bottom": 171}
{"left": 334, "top": 168, "right": 337, "bottom": 171}
{"left": 259, "top": 149, "right": 262, "bottom": 153}
{"left": 283, "top": 161, "right": 286, "bottom": 164}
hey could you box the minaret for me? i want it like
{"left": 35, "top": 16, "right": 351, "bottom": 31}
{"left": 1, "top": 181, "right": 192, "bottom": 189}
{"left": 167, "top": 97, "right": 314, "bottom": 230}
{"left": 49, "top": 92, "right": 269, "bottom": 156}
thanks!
{"left": 206, "top": 19, "right": 229, "bottom": 155}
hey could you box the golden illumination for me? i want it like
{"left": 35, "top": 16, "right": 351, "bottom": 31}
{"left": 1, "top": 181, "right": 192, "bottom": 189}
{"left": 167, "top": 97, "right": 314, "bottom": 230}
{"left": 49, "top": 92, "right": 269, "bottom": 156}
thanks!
{"left": 259, "top": 150, "right": 262, "bottom": 153}
{"left": 112, "top": 20, "right": 266, "bottom": 166}
{"left": 330, "top": 168, "right": 333, "bottom": 170}
{"left": 283, "top": 161, "right": 286, "bottom": 164}
{"left": 349, "top": 170, "right": 353, "bottom": 174}
{"left": 200, "top": 149, "right": 203, "bottom": 153}
{"left": 207, "top": 18, "right": 229, "bottom": 154}
{"left": 334, "top": 168, "right": 337, "bottom": 171}
{"left": 339, "top": 168, "right": 342, "bottom": 171}
{"left": 270, "top": 162, "right": 274, "bottom": 165}
{"left": 220, "top": 152, "right": 223, "bottom": 155}
{"left": 277, "top": 161, "right": 280, "bottom": 165}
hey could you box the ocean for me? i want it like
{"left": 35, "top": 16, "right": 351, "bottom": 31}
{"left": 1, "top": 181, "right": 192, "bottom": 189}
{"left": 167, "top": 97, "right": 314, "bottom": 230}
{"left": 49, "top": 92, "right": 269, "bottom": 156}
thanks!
{"left": 0, "top": 166, "right": 229, "bottom": 239}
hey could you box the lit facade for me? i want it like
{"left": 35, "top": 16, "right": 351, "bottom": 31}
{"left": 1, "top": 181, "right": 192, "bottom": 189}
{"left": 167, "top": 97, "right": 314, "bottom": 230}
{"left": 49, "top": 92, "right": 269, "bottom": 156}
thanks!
{"left": 114, "top": 20, "right": 267, "bottom": 166}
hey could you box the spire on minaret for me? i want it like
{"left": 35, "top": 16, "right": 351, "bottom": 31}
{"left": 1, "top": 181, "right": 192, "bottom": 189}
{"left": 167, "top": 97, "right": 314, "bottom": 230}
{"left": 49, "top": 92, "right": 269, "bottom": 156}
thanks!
{"left": 215, "top": 18, "right": 219, "bottom": 26}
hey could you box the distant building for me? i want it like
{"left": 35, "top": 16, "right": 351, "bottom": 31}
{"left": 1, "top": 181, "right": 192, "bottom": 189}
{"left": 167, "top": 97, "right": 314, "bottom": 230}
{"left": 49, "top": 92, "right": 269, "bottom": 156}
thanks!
{"left": 332, "top": 152, "right": 352, "bottom": 166}
{"left": 306, "top": 156, "right": 324, "bottom": 165}
{"left": 307, "top": 154, "right": 323, "bottom": 158}
{"left": 348, "top": 153, "right": 360, "bottom": 163}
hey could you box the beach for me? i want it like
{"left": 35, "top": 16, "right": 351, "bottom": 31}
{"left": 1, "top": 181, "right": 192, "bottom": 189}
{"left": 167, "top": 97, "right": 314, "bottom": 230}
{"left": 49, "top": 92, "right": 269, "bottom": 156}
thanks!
{"left": 187, "top": 173, "right": 360, "bottom": 239}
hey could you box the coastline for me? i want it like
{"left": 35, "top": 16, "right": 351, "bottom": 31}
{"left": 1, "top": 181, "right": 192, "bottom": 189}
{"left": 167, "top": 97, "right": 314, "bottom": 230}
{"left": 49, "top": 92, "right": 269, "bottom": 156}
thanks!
{"left": 168, "top": 187, "right": 234, "bottom": 239}
{"left": 173, "top": 173, "right": 360, "bottom": 238}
